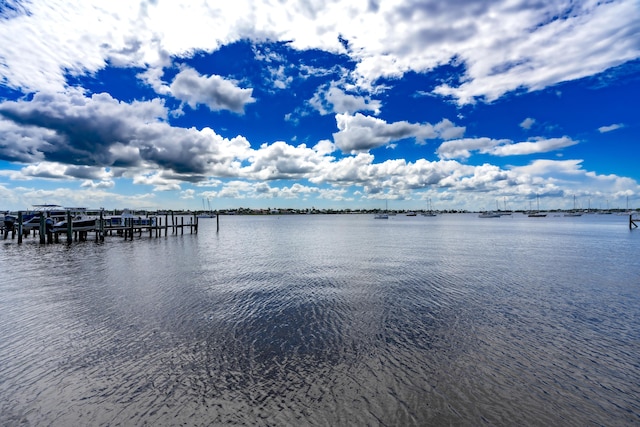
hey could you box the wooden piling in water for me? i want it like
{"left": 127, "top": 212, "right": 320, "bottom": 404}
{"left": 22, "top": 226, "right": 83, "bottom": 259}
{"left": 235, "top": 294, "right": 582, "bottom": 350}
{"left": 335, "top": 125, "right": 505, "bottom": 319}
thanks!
{"left": 99, "top": 210, "right": 104, "bottom": 242}
{"left": 66, "top": 211, "right": 73, "bottom": 243}
{"left": 164, "top": 214, "right": 169, "bottom": 236}
{"left": 10, "top": 213, "right": 16, "bottom": 240}
{"left": 631, "top": 214, "right": 638, "bottom": 230}
{"left": 39, "top": 213, "right": 46, "bottom": 244}
{"left": 17, "top": 211, "right": 23, "bottom": 244}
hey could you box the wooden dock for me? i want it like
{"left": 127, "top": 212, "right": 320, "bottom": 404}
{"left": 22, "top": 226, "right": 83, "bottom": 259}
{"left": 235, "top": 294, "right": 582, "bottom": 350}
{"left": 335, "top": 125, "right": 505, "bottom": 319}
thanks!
{"left": 2, "top": 210, "right": 219, "bottom": 244}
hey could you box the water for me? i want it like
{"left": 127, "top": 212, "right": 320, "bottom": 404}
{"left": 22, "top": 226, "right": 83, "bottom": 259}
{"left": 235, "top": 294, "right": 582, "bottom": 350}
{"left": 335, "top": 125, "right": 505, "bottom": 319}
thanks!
{"left": 1, "top": 213, "right": 639, "bottom": 426}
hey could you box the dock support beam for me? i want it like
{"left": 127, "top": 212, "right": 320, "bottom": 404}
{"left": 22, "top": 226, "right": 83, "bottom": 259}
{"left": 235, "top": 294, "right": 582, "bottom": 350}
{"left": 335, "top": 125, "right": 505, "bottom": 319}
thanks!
{"left": 631, "top": 214, "right": 638, "bottom": 230}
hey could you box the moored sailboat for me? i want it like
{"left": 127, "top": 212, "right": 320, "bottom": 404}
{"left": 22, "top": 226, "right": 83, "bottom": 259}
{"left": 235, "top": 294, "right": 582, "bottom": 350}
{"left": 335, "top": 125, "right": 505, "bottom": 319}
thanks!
{"left": 374, "top": 200, "right": 389, "bottom": 219}
{"left": 478, "top": 211, "right": 500, "bottom": 218}
{"left": 422, "top": 198, "right": 437, "bottom": 216}
{"left": 528, "top": 194, "right": 546, "bottom": 217}
{"left": 198, "top": 198, "right": 216, "bottom": 218}
{"left": 564, "top": 195, "right": 582, "bottom": 217}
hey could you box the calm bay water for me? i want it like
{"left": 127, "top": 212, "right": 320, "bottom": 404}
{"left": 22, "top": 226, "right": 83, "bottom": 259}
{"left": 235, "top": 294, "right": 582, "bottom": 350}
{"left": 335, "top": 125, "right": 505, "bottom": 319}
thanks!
{"left": 1, "top": 213, "right": 639, "bottom": 426}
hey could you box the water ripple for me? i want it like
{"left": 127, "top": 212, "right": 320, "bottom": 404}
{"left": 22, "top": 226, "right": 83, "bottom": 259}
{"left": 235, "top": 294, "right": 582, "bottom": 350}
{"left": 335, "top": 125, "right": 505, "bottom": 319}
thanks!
{"left": 1, "top": 214, "right": 639, "bottom": 425}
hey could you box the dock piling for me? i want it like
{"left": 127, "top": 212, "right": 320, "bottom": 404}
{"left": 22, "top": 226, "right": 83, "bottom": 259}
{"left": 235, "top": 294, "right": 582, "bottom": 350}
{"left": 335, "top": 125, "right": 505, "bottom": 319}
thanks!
{"left": 66, "top": 211, "right": 73, "bottom": 243}
{"left": 17, "top": 212, "right": 23, "bottom": 244}
{"left": 39, "top": 213, "right": 46, "bottom": 244}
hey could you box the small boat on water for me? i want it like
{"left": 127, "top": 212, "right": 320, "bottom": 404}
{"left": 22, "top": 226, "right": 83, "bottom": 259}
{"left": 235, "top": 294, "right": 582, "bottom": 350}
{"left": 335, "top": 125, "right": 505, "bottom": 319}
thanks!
{"left": 478, "top": 211, "right": 501, "bottom": 218}
{"left": 3, "top": 213, "right": 18, "bottom": 230}
{"left": 3, "top": 205, "right": 67, "bottom": 231}
{"left": 374, "top": 200, "right": 390, "bottom": 219}
{"left": 100, "top": 210, "right": 156, "bottom": 227}
{"left": 3, "top": 212, "right": 39, "bottom": 230}
{"left": 528, "top": 194, "right": 546, "bottom": 217}
{"left": 53, "top": 215, "right": 98, "bottom": 232}
{"left": 421, "top": 198, "right": 437, "bottom": 216}
{"left": 21, "top": 205, "right": 67, "bottom": 231}
{"left": 22, "top": 215, "right": 55, "bottom": 231}
{"left": 52, "top": 208, "right": 98, "bottom": 232}
{"left": 564, "top": 195, "right": 582, "bottom": 217}
{"left": 198, "top": 198, "right": 216, "bottom": 218}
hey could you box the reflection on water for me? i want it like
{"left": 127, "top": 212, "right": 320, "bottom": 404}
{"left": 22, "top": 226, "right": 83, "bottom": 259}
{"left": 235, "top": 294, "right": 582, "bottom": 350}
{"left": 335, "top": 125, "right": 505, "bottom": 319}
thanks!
{"left": 1, "top": 214, "right": 639, "bottom": 425}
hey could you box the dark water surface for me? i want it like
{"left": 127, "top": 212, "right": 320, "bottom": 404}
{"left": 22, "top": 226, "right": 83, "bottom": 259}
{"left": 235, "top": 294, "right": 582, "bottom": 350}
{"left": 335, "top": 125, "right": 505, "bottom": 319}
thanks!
{"left": 1, "top": 214, "right": 639, "bottom": 426}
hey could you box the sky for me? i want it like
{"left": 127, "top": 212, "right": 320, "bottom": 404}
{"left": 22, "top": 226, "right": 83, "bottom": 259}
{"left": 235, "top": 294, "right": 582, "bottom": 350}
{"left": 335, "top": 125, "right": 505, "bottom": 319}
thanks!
{"left": 0, "top": 0, "right": 639, "bottom": 212}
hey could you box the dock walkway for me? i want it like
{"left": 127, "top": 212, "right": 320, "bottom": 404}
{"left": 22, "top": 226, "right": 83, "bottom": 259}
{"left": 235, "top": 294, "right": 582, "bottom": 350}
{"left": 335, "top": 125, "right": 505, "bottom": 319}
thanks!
{"left": 2, "top": 210, "right": 218, "bottom": 244}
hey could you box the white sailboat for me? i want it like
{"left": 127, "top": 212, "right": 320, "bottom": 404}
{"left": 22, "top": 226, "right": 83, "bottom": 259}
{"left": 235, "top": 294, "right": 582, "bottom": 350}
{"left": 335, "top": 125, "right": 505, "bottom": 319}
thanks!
{"left": 478, "top": 211, "right": 500, "bottom": 218}
{"left": 421, "top": 198, "right": 437, "bottom": 216}
{"left": 198, "top": 198, "right": 216, "bottom": 218}
{"left": 497, "top": 198, "right": 512, "bottom": 215}
{"left": 375, "top": 200, "right": 389, "bottom": 219}
{"left": 528, "top": 194, "right": 546, "bottom": 217}
{"left": 564, "top": 195, "right": 582, "bottom": 217}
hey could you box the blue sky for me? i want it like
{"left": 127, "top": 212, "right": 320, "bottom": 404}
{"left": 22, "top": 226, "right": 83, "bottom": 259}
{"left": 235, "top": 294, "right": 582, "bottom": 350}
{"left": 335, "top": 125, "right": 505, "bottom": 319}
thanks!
{"left": 0, "top": 0, "right": 638, "bottom": 212}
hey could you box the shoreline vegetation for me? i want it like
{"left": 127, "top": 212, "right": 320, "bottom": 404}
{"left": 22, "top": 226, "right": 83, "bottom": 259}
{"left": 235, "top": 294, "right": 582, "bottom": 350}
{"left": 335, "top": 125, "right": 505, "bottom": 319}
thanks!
{"left": 1, "top": 207, "right": 639, "bottom": 217}
{"left": 208, "top": 208, "right": 640, "bottom": 215}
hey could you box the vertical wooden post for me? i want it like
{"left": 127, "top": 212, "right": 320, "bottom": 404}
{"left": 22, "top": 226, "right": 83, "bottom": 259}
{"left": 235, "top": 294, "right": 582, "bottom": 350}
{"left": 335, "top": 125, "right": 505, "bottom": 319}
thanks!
{"left": 45, "top": 214, "right": 52, "bottom": 243}
{"left": 217, "top": 212, "right": 219, "bottom": 232}
{"left": 66, "top": 211, "right": 73, "bottom": 243}
{"left": 39, "top": 213, "right": 46, "bottom": 244}
{"left": 631, "top": 214, "right": 638, "bottom": 230}
{"left": 17, "top": 211, "right": 23, "bottom": 244}
{"left": 99, "top": 210, "right": 104, "bottom": 242}
{"left": 181, "top": 216, "right": 184, "bottom": 235}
